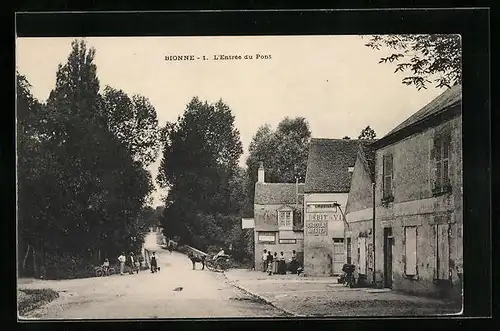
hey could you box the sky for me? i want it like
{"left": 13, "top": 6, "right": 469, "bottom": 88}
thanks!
{"left": 16, "top": 36, "right": 446, "bottom": 207}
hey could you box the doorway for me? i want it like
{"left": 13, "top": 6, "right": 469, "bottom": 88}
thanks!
{"left": 332, "top": 238, "right": 345, "bottom": 275}
{"left": 383, "top": 227, "right": 393, "bottom": 288}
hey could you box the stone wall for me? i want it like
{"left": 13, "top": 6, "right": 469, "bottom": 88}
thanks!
{"left": 373, "top": 115, "right": 462, "bottom": 299}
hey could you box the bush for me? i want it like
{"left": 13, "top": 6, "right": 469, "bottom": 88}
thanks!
{"left": 41, "top": 252, "right": 98, "bottom": 280}
{"left": 18, "top": 288, "right": 59, "bottom": 315}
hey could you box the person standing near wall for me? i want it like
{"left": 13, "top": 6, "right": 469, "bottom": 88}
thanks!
{"left": 273, "top": 252, "right": 279, "bottom": 274}
{"left": 266, "top": 251, "right": 274, "bottom": 275}
{"left": 261, "top": 249, "right": 268, "bottom": 272}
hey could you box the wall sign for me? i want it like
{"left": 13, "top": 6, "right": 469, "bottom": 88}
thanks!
{"left": 279, "top": 239, "right": 297, "bottom": 244}
{"left": 305, "top": 220, "right": 328, "bottom": 236}
{"left": 258, "top": 232, "right": 276, "bottom": 244}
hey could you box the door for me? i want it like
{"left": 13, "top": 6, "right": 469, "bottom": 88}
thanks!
{"left": 332, "top": 238, "right": 345, "bottom": 275}
{"left": 383, "top": 227, "right": 393, "bottom": 288}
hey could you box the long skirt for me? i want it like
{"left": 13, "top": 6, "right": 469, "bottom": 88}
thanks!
{"left": 273, "top": 260, "right": 278, "bottom": 274}
{"left": 278, "top": 260, "right": 287, "bottom": 274}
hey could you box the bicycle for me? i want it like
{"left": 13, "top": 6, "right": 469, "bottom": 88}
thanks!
{"left": 95, "top": 265, "right": 116, "bottom": 277}
{"left": 341, "top": 263, "right": 355, "bottom": 288}
{"left": 205, "top": 255, "right": 232, "bottom": 272}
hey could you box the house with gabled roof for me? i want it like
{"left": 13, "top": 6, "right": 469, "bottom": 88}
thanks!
{"left": 253, "top": 162, "right": 305, "bottom": 270}
{"left": 346, "top": 85, "right": 462, "bottom": 299}
{"left": 303, "top": 138, "right": 373, "bottom": 276}
{"left": 344, "top": 142, "right": 377, "bottom": 285}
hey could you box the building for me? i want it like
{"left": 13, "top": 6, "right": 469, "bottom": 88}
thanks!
{"left": 253, "top": 162, "right": 305, "bottom": 270}
{"left": 303, "top": 138, "right": 372, "bottom": 276}
{"left": 344, "top": 143, "right": 377, "bottom": 285}
{"left": 345, "top": 85, "right": 463, "bottom": 298}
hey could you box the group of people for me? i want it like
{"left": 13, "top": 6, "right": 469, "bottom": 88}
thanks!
{"left": 117, "top": 252, "right": 141, "bottom": 275}
{"left": 261, "top": 249, "right": 300, "bottom": 276}
{"left": 109, "top": 251, "right": 159, "bottom": 275}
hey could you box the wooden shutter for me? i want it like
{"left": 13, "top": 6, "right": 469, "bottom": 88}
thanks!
{"left": 405, "top": 226, "right": 417, "bottom": 275}
{"left": 358, "top": 237, "right": 367, "bottom": 274}
{"left": 383, "top": 154, "right": 393, "bottom": 198}
{"left": 442, "top": 134, "right": 451, "bottom": 186}
{"left": 437, "top": 223, "right": 450, "bottom": 280}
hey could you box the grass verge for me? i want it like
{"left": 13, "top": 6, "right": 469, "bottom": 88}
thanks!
{"left": 18, "top": 288, "right": 59, "bottom": 316}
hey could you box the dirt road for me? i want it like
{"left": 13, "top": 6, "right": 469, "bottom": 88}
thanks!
{"left": 18, "top": 234, "right": 286, "bottom": 319}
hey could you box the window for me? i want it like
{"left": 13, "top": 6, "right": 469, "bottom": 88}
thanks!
{"left": 278, "top": 210, "right": 293, "bottom": 228}
{"left": 258, "top": 232, "right": 276, "bottom": 244}
{"left": 435, "top": 224, "right": 450, "bottom": 280}
{"left": 433, "top": 134, "right": 451, "bottom": 193}
{"left": 382, "top": 154, "right": 394, "bottom": 199}
{"left": 404, "top": 226, "right": 418, "bottom": 276}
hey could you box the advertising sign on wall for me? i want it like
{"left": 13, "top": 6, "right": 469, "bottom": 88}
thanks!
{"left": 305, "top": 202, "right": 342, "bottom": 237}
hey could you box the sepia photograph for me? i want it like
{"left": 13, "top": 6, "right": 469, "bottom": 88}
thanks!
{"left": 16, "top": 33, "right": 464, "bottom": 320}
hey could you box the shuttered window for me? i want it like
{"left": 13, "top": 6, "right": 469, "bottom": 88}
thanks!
{"left": 383, "top": 154, "right": 393, "bottom": 198}
{"left": 404, "top": 226, "right": 417, "bottom": 276}
{"left": 433, "top": 134, "right": 451, "bottom": 191}
{"left": 435, "top": 224, "right": 450, "bottom": 280}
{"left": 358, "top": 237, "right": 367, "bottom": 275}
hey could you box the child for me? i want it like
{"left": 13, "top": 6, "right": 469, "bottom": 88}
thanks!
{"left": 103, "top": 258, "right": 110, "bottom": 276}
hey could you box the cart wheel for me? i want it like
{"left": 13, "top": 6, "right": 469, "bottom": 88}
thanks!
{"left": 108, "top": 267, "right": 115, "bottom": 276}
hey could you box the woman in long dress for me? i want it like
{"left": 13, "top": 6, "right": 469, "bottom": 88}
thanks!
{"left": 278, "top": 252, "right": 286, "bottom": 274}
{"left": 273, "top": 252, "right": 278, "bottom": 274}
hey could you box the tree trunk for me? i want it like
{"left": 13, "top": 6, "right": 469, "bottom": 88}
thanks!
{"left": 22, "top": 245, "right": 31, "bottom": 271}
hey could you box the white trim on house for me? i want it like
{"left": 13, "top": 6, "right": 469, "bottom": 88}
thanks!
{"left": 377, "top": 197, "right": 453, "bottom": 220}
{"left": 346, "top": 207, "right": 372, "bottom": 222}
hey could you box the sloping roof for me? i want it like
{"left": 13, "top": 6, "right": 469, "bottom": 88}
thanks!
{"left": 305, "top": 139, "right": 374, "bottom": 193}
{"left": 254, "top": 182, "right": 305, "bottom": 205}
{"left": 385, "top": 85, "right": 462, "bottom": 137}
{"left": 358, "top": 142, "right": 376, "bottom": 182}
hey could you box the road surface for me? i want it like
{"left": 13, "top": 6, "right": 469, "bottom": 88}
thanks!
{"left": 19, "top": 233, "right": 287, "bottom": 319}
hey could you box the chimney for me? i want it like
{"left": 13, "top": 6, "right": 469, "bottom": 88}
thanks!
{"left": 258, "top": 162, "right": 265, "bottom": 183}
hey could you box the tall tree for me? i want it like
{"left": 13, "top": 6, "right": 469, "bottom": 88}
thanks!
{"left": 101, "top": 87, "right": 160, "bottom": 166}
{"left": 245, "top": 117, "right": 311, "bottom": 217}
{"left": 246, "top": 117, "right": 310, "bottom": 185}
{"left": 157, "top": 97, "right": 243, "bottom": 247}
{"left": 17, "top": 40, "right": 157, "bottom": 278}
{"left": 358, "top": 126, "right": 377, "bottom": 140}
{"left": 364, "top": 34, "right": 462, "bottom": 90}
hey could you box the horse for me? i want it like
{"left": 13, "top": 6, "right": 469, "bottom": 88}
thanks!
{"left": 187, "top": 252, "right": 206, "bottom": 270}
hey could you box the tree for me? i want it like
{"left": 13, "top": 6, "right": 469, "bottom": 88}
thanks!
{"left": 358, "top": 126, "right": 377, "bottom": 140}
{"left": 101, "top": 87, "right": 160, "bottom": 166}
{"left": 244, "top": 117, "right": 311, "bottom": 219}
{"left": 246, "top": 117, "right": 311, "bottom": 185}
{"left": 17, "top": 40, "right": 157, "bottom": 278}
{"left": 157, "top": 97, "right": 243, "bottom": 247}
{"left": 364, "top": 34, "right": 461, "bottom": 90}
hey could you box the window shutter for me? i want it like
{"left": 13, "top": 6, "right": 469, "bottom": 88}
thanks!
{"left": 405, "top": 226, "right": 417, "bottom": 275}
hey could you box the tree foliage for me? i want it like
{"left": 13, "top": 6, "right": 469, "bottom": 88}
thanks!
{"left": 358, "top": 126, "right": 377, "bottom": 140}
{"left": 157, "top": 97, "right": 244, "bottom": 251}
{"left": 244, "top": 117, "right": 311, "bottom": 216}
{"left": 17, "top": 39, "right": 158, "bottom": 278}
{"left": 364, "top": 34, "right": 462, "bottom": 90}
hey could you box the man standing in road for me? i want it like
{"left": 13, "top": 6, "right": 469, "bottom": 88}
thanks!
{"left": 262, "top": 249, "right": 268, "bottom": 272}
{"left": 128, "top": 252, "right": 136, "bottom": 275}
{"left": 118, "top": 252, "right": 126, "bottom": 275}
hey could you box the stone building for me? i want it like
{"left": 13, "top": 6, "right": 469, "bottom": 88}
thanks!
{"left": 253, "top": 162, "right": 305, "bottom": 270}
{"left": 344, "top": 143, "right": 377, "bottom": 284}
{"left": 303, "top": 139, "right": 371, "bottom": 276}
{"left": 345, "top": 85, "right": 463, "bottom": 298}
